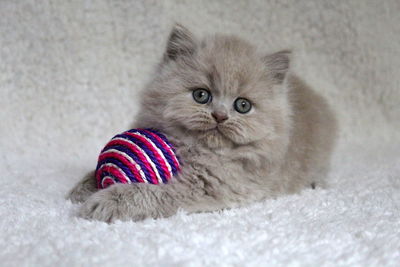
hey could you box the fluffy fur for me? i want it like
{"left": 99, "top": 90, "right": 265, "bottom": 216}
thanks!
{"left": 68, "top": 24, "right": 337, "bottom": 222}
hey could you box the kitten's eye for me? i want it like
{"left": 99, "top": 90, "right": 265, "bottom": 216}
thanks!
{"left": 234, "top": 98, "right": 252, "bottom": 114}
{"left": 192, "top": 88, "right": 211, "bottom": 104}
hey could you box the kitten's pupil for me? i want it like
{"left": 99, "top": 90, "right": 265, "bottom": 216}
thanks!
{"left": 193, "top": 88, "right": 211, "bottom": 104}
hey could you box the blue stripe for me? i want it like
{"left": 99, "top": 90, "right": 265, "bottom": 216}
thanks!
{"left": 129, "top": 129, "right": 179, "bottom": 175}
{"left": 121, "top": 132, "right": 168, "bottom": 183}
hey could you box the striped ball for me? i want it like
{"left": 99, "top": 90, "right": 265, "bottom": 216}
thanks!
{"left": 95, "top": 128, "right": 180, "bottom": 189}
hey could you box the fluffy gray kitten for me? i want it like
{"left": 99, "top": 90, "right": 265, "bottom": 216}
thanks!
{"left": 68, "top": 24, "right": 337, "bottom": 222}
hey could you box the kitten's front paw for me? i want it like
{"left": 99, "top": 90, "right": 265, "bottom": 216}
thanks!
{"left": 78, "top": 184, "right": 149, "bottom": 223}
{"left": 67, "top": 171, "right": 98, "bottom": 203}
{"left": 67, "top": 187, "right": 89, "bottom": 204}
{"left": 68, "top": 183, "right": 96, "bottom": 204}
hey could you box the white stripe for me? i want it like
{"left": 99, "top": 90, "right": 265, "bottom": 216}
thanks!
{"left": 101, "top": 176, "right": 116, "bottom": 188}
{"left": 101, "top": 148, "right": 147, "bottom": 183}
{"left": 98, "top": 163, "right": 131, "bottom": 184}
{"left": 133, "top": 132, "right": 173, "bottom": 177}
{"left": 112, "top": 137, "right": 163, "bottom": 184}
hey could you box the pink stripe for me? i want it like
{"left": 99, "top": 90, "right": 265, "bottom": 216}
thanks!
{"left": 142, "top": 129, "right": 180, "bottom": 171}
{"left": 104, "top": 139, "right": 158, "bottom": 184}
{"left": 125, "top": 132, "right": 170, "bottom": 180}
{"left": 97, "top": 164, "right": 130, "bottom": 185}
{"left": 99, "top": 151, "right": 144, "bottom": 183}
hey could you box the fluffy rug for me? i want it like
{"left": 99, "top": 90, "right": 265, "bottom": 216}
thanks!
{"left": 1, "top": 1, "right": 399, "bottom": 266}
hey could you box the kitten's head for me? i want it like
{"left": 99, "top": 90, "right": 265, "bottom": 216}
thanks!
{"left": 137, "top": 24, "right": 292, "bottom": 149}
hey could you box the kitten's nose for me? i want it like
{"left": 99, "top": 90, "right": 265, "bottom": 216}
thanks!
{"left": 212, "top": 111, "right": 228, "bottom": 123}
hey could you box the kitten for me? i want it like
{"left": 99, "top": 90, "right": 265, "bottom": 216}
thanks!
{"left": 68, "top": 24, "right": 337, "bottom": 222}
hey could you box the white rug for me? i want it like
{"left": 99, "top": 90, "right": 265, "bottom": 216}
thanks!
{"left": 1, "top": 1, "right": 399, "bottom": 266}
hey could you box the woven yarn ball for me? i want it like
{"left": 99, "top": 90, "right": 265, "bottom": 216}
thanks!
{"left": 95, "top": 128, "right": 180, "bottom": 189}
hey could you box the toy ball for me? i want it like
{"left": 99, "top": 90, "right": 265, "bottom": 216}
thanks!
{"left": 95, "top": 128, "right": 181, "bottom": 189}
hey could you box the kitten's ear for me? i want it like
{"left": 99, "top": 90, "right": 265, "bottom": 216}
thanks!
{"left": 263, "top": 50, "right": 291, "bottom": 84}
{"left": 163, "top": 24, "right": 197, "bottom": 62}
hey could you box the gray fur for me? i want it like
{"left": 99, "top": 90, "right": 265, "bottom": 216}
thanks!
{"left": 68, "top": 24, "right": 337, "bottom": 223}
{"left": 67, "top": 170, "right": 98, "bottom": 203}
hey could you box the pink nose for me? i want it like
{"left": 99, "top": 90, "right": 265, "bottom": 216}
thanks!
{"left": 212, "top": 111, "right": 228, "bottom": 123}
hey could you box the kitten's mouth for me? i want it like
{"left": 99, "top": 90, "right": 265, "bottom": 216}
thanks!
{"left": 205, "top": 125, "right": 221, "bottom": 133}
{"left": 206, "top": 125, "right": 229, "bottom": 139}
{"left": 188, "top": 123, "right": 233, "bottom": 144}
{"left": 189, "top": 124, "right": 237, "bottom": 148}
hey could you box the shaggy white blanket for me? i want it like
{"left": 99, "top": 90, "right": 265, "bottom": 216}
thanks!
{"left": 1, "top": 1, "right": 399, "bottom": 266}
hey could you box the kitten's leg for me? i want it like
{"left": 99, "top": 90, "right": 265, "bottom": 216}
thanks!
{"left": 78, "top": 183, "right": 181, "bottom": 222}
{"left": 78, "top": 179, "right": 223, "bottom": 223}
{"left": 67, "top": 170, "right": 98, "bottom": 203}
